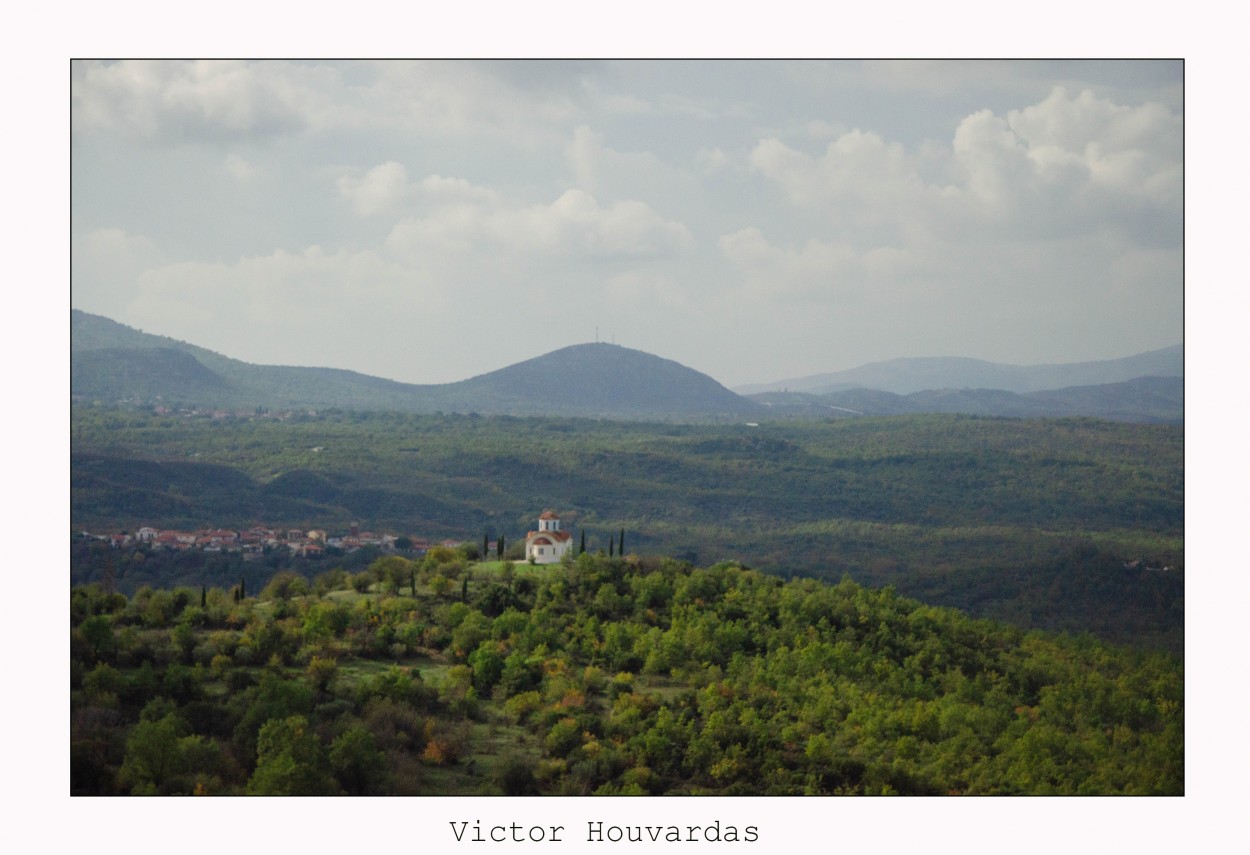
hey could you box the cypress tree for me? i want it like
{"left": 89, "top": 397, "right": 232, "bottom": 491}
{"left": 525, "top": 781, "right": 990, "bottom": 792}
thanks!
{"left": 580, "top": 529, "right": 586, "bottom": 555}
{"left": 240, "top": 576, "right": 246, "bottom": 600}
{"left": 462, "top": 576, "right": 469, "bottom": 603}
{"left": 498, "top": 534, "right": 505, "bottom": 559}
{"left": 620, "top": 528, "right": 625, "bottom": 555}
{"left": 609, "top": 535, "right": 615, "bottom": 558}
{"left": 201, "top": 585, "right": 207, "bottom": 609}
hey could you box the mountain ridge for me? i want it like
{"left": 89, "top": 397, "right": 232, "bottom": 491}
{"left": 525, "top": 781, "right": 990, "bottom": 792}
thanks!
{"left": 71, "top": 309, "right": 1183, "bottom": 422}
{"left": 735, "top": 345, "right": 1183, "bottom": 396}
{"left": 71, "top": 310, "right": 759, "bottom": 420}
{"left": 747, "top": 376, "right": 1182, "bottom": 423}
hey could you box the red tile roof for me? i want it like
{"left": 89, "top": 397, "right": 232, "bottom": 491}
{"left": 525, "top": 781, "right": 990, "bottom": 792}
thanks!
{"left": 525, "top": 530, "right": 572, "bottom": 542}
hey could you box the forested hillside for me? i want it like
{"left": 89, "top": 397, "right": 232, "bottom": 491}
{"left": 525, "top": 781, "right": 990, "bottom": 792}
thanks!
{"left": 71, "top": 405, "right": 1184, "bottom": 651}
{"left": 71, "top": 554, "right": 1182, "bottom": 795}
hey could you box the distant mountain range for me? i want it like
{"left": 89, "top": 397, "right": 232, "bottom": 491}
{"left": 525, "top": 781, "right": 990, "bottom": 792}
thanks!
{"left": 71, "top": 310, "right": 759, "bottom": 420}
{"left": 748, "top": 376, "right": 1183, "bottom": 422}
{"left": 71, "top": 309, "right": 1182, "bottom": 422}
{"left": 734, "top": 346, "right": 1182, "bottom": 395}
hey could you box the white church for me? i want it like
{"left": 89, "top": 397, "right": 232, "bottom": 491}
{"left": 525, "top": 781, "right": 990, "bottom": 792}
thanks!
{"left": 523, "top": 511, "right": 574, "bottom": 564}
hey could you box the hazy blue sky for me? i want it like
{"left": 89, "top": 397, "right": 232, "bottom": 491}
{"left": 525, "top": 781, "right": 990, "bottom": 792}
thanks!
{"left": 71, "top": 60, "right": 1183, "bottom": 388}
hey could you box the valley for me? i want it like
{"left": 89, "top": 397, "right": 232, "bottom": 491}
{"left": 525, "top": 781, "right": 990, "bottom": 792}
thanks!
{"left": 72, "top": 404, "right": 1183, "bottom": 653}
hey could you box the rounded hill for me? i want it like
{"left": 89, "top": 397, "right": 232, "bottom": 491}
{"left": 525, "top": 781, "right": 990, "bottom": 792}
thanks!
{"left": 441, "top": 343, "right": 762, "bottom": 419}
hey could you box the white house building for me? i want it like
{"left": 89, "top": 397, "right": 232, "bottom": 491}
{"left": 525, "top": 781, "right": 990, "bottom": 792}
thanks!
{"left": 524, "top": 511, "right": 573, "bottom": 564}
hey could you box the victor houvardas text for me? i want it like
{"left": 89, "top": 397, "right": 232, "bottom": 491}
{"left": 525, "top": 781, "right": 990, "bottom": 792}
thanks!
{"left": 449, "top": 820, "right": 760, "bottom": 844}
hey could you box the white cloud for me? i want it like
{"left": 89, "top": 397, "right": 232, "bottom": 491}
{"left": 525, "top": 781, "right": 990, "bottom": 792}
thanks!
{"left": 950, "top": 87, "right": 1182, "bottom": 241}
{"left": 748, "top": 86, "right": 1180, "bottom": 249}
{"left": 338, "top": 161, "right": 413, "bottom": 217}
{"left": 951, "top": 108, "right": 1036, "bottom": 213}
{"left": 565, "top": 124, "right": 696, "bottom": 204}
{"left": 385, "top": 181, "right": 693, "bottom": 262}
{"left": 517, "top": 190, "right": 694, "bottom": 258}
{"left": 223, "top": 153, "right": 262, "bottom": 181}
{"left": 71, "top": 60, "right": 599, "bottom": 148}
{"left": 416, "top": 174, "right": 500, "bottom": 205}
{"left": 1007, "top": 87, "right": 1182, "bottom": 206}
{"left": 71, "top": 60, "right": 318, "bottom": 141}
{"left": 752, "top": 129, "right": 924, "bottom": 210}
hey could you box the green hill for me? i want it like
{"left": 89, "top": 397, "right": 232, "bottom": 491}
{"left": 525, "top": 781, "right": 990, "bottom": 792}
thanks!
{"left": 70, "top": 553, "right": 1183, "bottom": 795}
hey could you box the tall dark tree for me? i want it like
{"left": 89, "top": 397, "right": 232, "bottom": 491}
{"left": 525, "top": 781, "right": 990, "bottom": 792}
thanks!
{"left": 200, "top": 585, "right": 207, "bottom": 609}
{"left": 580, "top": 530, "right": 586, "bottom": 555}
{"left": 498, "top": 534, "right": 505, "bottom": 559}
{"left": 620, "top": 528, "right": 625, "bottom": 556}
{"left": 102, "top": 554, "right": 116, "bottom": 596}
{"left": 609, "top": 535, "right": 615, "bottom": 558}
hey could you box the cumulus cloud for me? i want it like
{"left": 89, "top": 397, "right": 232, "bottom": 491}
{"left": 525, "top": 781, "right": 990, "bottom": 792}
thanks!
{"left": 515, "top": 189, "right": 694, "bottom": 257}
{"left": 72, "top": 60, "right": 601, "bottom": 147}
{"left": 71, "top": 60, "right": 316, "bottom": 141}
{"left": 385, "top": 180, "right": 693, "bottom": 262}
{"left": 1007, "top": 87, "right": 1182, "bottom": 206}
{"left": 565, "top": 124, "right": 699, "bottom": 206}
{"left": 752, "top": 129, "right": 925, "bottom": 213}
{"left": 950, "top": 87, "right": 1182, "bottom": 242}
{"left": 748, "top": 86, "right": 1180, "bottom": 249}
{"left": 338, "top": 161, "right": 414, "bottom": 217}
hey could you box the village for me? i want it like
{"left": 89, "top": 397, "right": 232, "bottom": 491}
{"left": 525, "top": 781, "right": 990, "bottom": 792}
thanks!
{"left": 77, "top": 512, "right": 580, "bottom": 565}
{"left": 77, "top": 522, "right": 474, "bottom": 562}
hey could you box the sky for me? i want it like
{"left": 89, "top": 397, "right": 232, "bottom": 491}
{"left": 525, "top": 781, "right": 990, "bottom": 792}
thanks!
{"left": 71, "top": 59, "right": 1184, "bottom": 389}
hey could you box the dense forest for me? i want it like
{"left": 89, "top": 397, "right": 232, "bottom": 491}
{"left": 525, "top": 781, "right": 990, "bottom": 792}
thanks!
{"left": 71, "top": 404, "right": 1184, "bottom": 651}
{"left": 70, "top": 552, "right": 1182, "bottom": 796}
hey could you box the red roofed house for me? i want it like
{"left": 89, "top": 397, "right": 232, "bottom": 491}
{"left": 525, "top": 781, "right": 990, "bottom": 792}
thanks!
{"left": 524, "top": 511, "right": 573, "bottom": 564}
